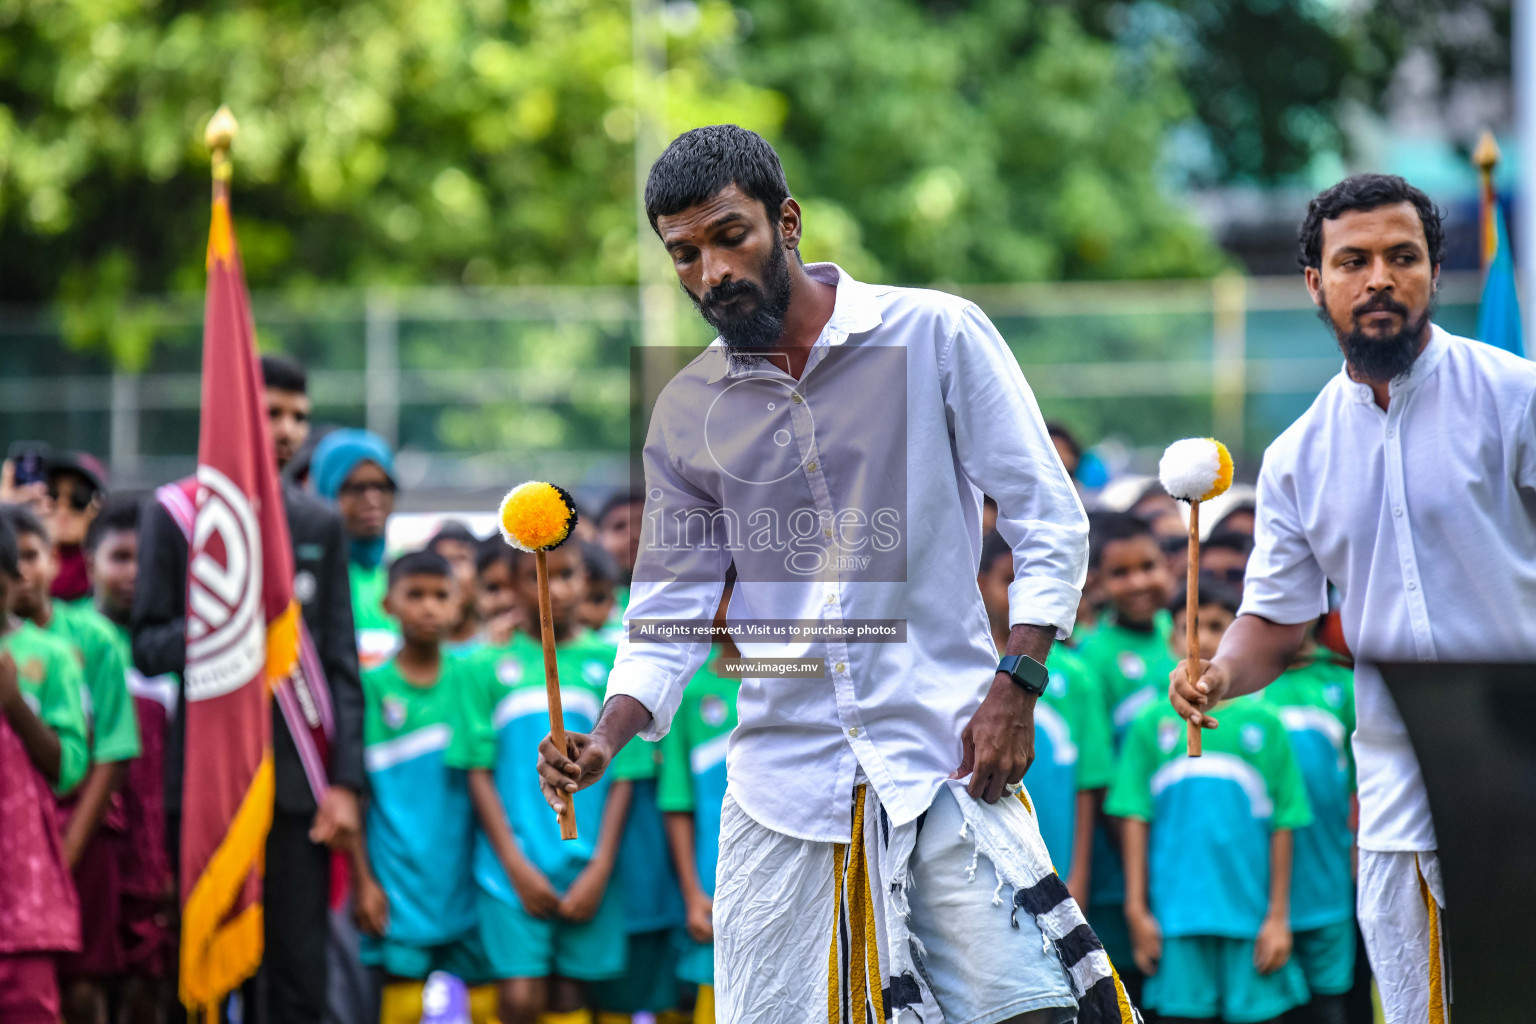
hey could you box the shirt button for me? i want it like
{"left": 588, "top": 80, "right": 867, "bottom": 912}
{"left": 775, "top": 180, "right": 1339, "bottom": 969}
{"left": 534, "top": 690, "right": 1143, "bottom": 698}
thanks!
{"left": 1407, "top": 580, "right": 1418, "bottom": 590}
{"left": 825, "top": 594, "right": 835, "bottom": 605}
{"left": 792, "top": 393, "right": 803, "bottom": 404}
{"left": 807, "top": 461, "right": 818, "bottom": 472}
{"left": 1394, "top": 506, "right": 1403, "bottom": 517}
{"left": 823, "top": 527, "right": 834, "bottom": 539}
{"left": 835, "top": 662, "right": 846, "bottom": 673}
{"left": 847, "top": 727, "right": 860, "bottom": 738}
{"left": 1388, "top": 428, "right": 1396, "bottom": 439}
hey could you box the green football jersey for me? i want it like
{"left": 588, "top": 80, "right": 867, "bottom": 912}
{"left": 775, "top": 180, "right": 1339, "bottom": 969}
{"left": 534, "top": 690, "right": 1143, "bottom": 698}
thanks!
{"left": 5, "top": 621, "right": 89, "bottom": 793}
{"left": 1106, "top": 697, "right": 1312, "bottom": 939}
{"left": 44, "top": 601, "right": 139, "bottom": 764}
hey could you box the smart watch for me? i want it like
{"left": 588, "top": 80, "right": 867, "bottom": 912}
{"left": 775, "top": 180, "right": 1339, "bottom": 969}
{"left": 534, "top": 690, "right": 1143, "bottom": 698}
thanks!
{"left": 997, "top": 654, "right": 1050, "bottom": 696}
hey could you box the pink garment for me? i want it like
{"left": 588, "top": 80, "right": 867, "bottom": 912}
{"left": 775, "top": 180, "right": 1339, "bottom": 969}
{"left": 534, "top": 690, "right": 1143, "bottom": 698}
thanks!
{"left": 0, "top": 720, "right": 80, "bottom": 955}
{"left": 118, "top": 695, "right": 172, "bottom": 901}
{"left": 49, "top": 544, "right": 90, "bottom": 601}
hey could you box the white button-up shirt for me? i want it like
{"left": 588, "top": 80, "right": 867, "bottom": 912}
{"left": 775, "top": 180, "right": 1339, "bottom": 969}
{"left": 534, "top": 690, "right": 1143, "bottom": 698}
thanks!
{"left": 1240, "top": 325, "right": 1536, "bottom": 851}
{"left": 607, "top": 263, "right": 1088, "bottom": 843}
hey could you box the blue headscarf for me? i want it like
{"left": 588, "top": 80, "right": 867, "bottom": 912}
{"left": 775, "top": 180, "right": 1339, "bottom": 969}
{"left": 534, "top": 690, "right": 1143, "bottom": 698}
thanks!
{"left": 311, "top": 428, "right": 396, "bottom": 569}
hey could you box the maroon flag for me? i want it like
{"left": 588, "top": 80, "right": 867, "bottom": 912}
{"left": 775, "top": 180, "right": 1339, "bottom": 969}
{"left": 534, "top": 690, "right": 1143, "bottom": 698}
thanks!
{"left": 177, "top": 173, "right": 303, "bottom": 1014}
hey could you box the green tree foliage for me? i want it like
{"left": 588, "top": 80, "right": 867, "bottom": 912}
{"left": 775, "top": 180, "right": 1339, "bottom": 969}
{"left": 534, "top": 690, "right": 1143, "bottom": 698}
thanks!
{"left": 0, "top": 0, "right": 1226, "bottom": 368}
{"left": 740, "top": 0, "right": 1222, "bottom": 282}
{"left": 1076, "top": 0, "right": 1511, "bottom": 183}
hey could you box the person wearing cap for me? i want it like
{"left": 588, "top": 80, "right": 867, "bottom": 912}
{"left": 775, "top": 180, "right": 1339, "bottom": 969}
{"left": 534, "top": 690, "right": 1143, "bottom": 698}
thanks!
{"left": 130, "top": 362, "right": 366, "bottom": 1024}
{"left": 311, "top": 429, "right": 401, "bottom": 672}
{"left": 46, "top": 452, "right": 108, "bottom": 604}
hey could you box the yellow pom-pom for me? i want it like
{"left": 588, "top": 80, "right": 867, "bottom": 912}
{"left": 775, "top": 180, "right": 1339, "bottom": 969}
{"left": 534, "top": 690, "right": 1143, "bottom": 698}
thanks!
{"left": 498, "top": 481, "right": 578, "bottom": 552}
{"left": 1204, "top": 440, "right": 1234, "bottom": 502}
{"left": 1158, "top": 437, "right": 1235, "bottom": 503}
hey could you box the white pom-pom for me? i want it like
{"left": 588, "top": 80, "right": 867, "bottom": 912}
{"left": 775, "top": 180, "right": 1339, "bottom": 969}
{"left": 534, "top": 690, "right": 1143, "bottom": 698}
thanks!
{"left": 1159, "top": 437, "right": 1233, "bottom": 502}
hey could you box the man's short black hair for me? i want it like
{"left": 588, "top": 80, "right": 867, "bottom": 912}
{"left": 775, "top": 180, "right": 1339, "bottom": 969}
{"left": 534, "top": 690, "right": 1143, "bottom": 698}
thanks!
{"left": 260, "top": 353, "right": 308, "bottom": 394}
{"left": 0, "top": 503, "right": 48, "bottom": 543}
{"left": 581, "top": 540, "right": 619, "bottom": 588}
{"left": 644, "top": 125, "right": 791, "bottom": 234}
{"left": 387, "top": 549, "right": 452, "bottom": 589}
{"left": 428, "top": 521, "right": 478, "bottom": 553}
{"left": 1170, "top": 573, "right": 1242, "bottom": 618}
{"left": 979, "top": 529, "right": 1012, "bottom": 575}
{"left": 1298, "top": 174, "right": 1445, "bottom": 271}
{"left": 85, "top": 493, "right": 141, "bottom": 553}
{"left": 1088, "top": 511, "right": 1155, "bottom": 569}
{"left": 0, "top": 509, "right": 17, "bottom": 578}
{"left": 597, "top": 490, "right": 645, "bottom": 527}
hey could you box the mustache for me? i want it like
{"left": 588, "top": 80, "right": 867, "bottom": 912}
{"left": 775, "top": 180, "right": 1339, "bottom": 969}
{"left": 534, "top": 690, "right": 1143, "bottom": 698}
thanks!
{"left": 1352, "top": 293, "right": 1409, "bottom": 319}
{"left": 702, "top": 278, "right": 764, "bottom": 310}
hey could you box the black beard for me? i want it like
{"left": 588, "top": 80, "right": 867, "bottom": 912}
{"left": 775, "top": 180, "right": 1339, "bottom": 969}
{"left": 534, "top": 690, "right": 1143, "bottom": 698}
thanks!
{"left": 1318, "top": 288, "right": 1436, "bottom": 384}
{"left": 685, "top": 235, "right": 793, "bottom": 365}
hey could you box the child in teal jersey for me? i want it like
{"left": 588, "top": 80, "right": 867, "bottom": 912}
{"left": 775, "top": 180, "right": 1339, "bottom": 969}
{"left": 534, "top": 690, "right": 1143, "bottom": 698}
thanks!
{"left": 584, "top": 546, "right": 687, "bottom": 1022}
{"left": 977, "top": 531, "right": 1113, "bottom": 905}
{"left": 352, "top": 551, "right": 495, "bottom": 1024}
{"left": 655, "top": 579, "right": 742, "bottom": 1018}
{"left": 1109, "top": 582, "right": 1311, "bottom": 1023}
{"left": 449, "top": 542, "right": 639, "bottom": 1024}
{"left": 1258, "top": 641, "right": 1357, "bottom": 1018}
{"left": 1074, "top": 512, "right": 1176, "bottom": 989}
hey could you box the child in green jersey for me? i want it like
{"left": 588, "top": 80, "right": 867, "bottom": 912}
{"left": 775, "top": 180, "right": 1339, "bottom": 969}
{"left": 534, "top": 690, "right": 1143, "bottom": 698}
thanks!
{"left": 1109, "top": 686, "right": 1312, "bottom": 1024}
{"left": 0, "top": 509, "right": 90, "bottom": 1024}
{"left": 4, "top": 505, "right": 139, "bottom": 1024}
{"left": 1258, "top": 637, "right": 1357, "bottom": 1020}
{"left": 977, "top": 530, "right": 1113, "bottom": 906}
{"left": 1075, "top": 511, "right": 1176, "bottom": 993}
{"left": 449, "top": 542, "right": 637, "bottom": 1024}
{"left": 656, "top": 575, "right": 742, "bottom": 1022}
{"left": 353, "top": 550, "right": 497, "bottom": 1024}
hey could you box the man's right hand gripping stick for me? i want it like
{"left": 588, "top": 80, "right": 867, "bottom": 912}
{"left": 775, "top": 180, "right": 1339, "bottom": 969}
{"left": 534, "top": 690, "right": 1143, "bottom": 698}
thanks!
{"left": 1159, "top": 437, "right": 1234, "bottom": 757}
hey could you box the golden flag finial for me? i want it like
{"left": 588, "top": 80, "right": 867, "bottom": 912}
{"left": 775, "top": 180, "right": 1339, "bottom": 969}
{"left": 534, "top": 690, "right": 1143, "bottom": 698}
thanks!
{"left": 206, "top": 106, "right": 239, "bottom": 183}
{"left": 1473, "top": 130, "right": 1501, "bottom": 176}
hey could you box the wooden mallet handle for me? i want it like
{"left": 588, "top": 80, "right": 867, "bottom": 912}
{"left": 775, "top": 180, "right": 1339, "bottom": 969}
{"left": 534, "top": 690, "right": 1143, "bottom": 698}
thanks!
{"left": 1186, "top": 501, "right": 1203, "bottom": 757}
{"left": 536, "top": 549, "right": 580, "bottom": 840}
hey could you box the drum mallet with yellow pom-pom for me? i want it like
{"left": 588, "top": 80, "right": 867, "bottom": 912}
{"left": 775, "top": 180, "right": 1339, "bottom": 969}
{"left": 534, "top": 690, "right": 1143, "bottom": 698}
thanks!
{"left": 1158, "top": 438, "right": 1234, "bottom": 757}
{"left": 499, "top": 480, "right": 582, "bottom": 839}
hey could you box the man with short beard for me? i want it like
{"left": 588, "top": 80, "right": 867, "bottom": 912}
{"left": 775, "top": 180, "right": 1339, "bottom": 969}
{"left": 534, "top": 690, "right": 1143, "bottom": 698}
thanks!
{"left": 1170, "top": 173, "right": 1536, "bottom": 1024}
{"left": 538, "top": 126, "right": 1136, "bottom": 1024}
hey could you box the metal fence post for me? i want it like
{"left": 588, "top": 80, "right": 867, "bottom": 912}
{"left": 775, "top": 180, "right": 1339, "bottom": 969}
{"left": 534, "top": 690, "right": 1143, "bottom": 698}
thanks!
{"left": 365, "top": 289, "right": 400, "bottom": 447}
{"left": 1212, "top": 273, "right": 1247, "bottom": 456}
{"left": 109, "top": 371, "right": 141, "bottom": 484}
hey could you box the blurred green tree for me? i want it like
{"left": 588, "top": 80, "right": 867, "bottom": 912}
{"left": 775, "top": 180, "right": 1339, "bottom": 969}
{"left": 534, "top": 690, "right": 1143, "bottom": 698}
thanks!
{"left": 1073, "top": 0, "right": 1511, "bottom": 183}
{"left": 0, "top": 0, "right": 1226, "bottom": 368}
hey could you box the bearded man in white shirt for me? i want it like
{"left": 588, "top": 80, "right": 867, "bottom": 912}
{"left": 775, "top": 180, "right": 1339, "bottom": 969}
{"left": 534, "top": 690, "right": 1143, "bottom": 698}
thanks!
{"left": 536, "top": 126, "right": 1140, "bottom": 1024}
{"left": 1171, "top": 173, "right": 1536, "bottom": 1024}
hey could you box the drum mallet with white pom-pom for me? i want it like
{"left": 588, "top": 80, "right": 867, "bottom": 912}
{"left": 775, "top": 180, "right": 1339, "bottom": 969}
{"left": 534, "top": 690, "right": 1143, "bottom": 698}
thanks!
{"left": 498, "top": 480, "right": 582, "bottom": 839}
{"left": 1158, "top": 438, "right": 1234, "bottom": 757}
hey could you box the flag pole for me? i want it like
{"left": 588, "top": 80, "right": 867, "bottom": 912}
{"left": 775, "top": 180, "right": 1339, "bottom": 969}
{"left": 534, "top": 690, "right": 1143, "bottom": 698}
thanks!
{"left": 1473, "top": 129, "right": 1500, "bottom": 273}
{"left": 206, "top": 106, "right": 238, "bottom": 198}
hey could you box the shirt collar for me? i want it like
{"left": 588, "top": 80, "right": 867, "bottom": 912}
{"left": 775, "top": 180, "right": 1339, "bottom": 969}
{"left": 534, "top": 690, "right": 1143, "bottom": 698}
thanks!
{"left": 1342, "top": 322, "right": 1450, "bottom": 405}
{"left": 704, "top": 263, "right": 883, "bottom": 384}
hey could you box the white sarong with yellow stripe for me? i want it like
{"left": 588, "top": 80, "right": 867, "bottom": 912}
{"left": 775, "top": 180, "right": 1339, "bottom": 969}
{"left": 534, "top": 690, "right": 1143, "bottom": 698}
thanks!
{"left": 1358, "top": 849, "right": 1451, "bottom": 1024}
{"left": 714, "top": 779, "right": 1141, "bottom": 1024}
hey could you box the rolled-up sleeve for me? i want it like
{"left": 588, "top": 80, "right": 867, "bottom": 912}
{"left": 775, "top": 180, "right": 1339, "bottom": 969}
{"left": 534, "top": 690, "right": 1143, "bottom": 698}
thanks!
{"left": 606, "top": 401, "right": 731, "bottom": 741}
{"left": 1238, "top": 453, "right": 1329, "bottom": 625}
{"left": 940, "top": 303, "right": 1088, "bottom": 638}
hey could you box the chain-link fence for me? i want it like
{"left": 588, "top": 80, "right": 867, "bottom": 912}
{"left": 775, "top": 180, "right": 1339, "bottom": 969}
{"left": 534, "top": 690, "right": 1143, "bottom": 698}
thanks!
{"left": 0, "top": 272, "right": 1483, "bottom": 509}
